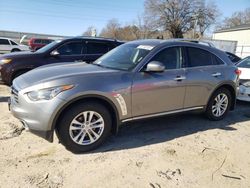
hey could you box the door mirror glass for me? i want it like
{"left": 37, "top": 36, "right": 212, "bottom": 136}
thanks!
{"left": 50, "top": 50, "right": 60, "bottom": 56}
{"left": 145, "top": 61, "right": 165, "bottom": 72}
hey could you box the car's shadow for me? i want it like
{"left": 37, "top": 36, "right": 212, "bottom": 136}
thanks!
{"left": 92, "top": 101, "right": 250, "bottom": 154}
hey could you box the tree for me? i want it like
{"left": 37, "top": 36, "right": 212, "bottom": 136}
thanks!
{"left": 194, "top": 0, "right": 220, "bottom": 37}
{"left": 144, "top": 0, "right": 195, "bottom": 38}
{"left": 99, "top": 19, "right": 121, "bottom": 39}
{"left": 144, "top": 0, "right": 219, "bottom": 38}
{"left": 82, "top": 26, "right": 97, "bottom": 36}
{"left": 220, "top": 8, "right": 250, "bottom": 29}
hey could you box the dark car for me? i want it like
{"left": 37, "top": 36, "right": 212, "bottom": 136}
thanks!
{"left": 28, "top": 38, "right": 54, "bottom": 51}
{"left": 0, "top": 37, "right": 123, "bottom": 85}
{"left": 225, "top": 51, "right": 241, "bottom": 64}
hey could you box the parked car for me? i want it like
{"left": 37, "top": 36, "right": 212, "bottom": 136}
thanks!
{"left": 0, "top": 37, "right": 29, "bottom": 54}
{"left": 225, "top": 51, "right": 242, "bottom": 64}
{"left": 174, "top": 39, "right": 241, "bottom": 63}
{"left": 9, "top": 40, "right": 240, "bottom": 152}
{"left": 0, "top": 37, "right": 123, "bottom": 85}
{"left": 237, "top": 56, "right": 250, "bottom": 102}
{"left": 28, "top": 38, "right": 54, "bottom": 51}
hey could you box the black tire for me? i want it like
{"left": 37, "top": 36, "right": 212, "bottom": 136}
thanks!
{"left": 205, "top": 88, "right": 232, "bottom": 121}
{"left": 56, "top": 102, "right": 112, "bottom": 153}
{"left": 11, "top": 48, "right": 21, "bottom": 52}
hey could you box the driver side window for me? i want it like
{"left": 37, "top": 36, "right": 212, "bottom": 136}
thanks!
{"left": 57, "top": 42, "right": 84, "bottom": 55}
{"left": 151, "top": 47, "right": 182, "bottom": 69}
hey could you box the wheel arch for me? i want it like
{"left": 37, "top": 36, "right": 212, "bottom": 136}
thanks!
{"left": 11, "top": 48, "right": 21, "bottom": 52}
{"left": 206, "top": 83, "right": 236, "bottom": 111}
{"left": 52, "top": 95, "right": 121, "bottom": 140}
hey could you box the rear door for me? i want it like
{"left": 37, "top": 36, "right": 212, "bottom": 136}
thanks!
{"left": 0, "top": 39, "right": 11, "bottom": 54}
{"left": 183, "top": 47, "right": 226, "bottom": 108}
{"left": 84, "top": 41, "right": 110, "bottom": 63}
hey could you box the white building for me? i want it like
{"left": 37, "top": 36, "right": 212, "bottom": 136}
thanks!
{"left": 213, "top": 24, "right": 250, "bottom": 58}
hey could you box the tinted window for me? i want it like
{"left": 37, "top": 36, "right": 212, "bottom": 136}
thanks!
{"left": 87, "top": 42, "right": 109, "bottom": 54}
{"left": 10, "top": 40, "right": 17, "bottom": 45}
{"left": 238, "top": 57, "right": 250, "bottom": 68}
{"left": 34, "top": 39, "right": 42, "bottom": 44}
{"left": 43, "top": 39, "right": 53, "bottom": 44}
{"left": 57, "top": 42, "right": 83, "bottom": 55}
{"left": 213, "top": 55, "right": 224, "bottom": 65}
{"left": 0, "top": 39, "right": 10, "bottom": 45}
{"left": 187, "top": 47, "right": 213, "bottom": 67}
{"left": 151, "top": 47, "right": 182, "bottom": 69}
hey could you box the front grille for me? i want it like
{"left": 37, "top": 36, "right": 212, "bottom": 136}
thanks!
{"left": 11, "top": 86, "right": 19, "bottom": 103}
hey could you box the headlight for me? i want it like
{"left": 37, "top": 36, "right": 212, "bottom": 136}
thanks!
{"left": 27, "top": 85, "right": 74, "bottom": 101}
{"left": 0, "top": 58, "right": 12, "bottom": 64}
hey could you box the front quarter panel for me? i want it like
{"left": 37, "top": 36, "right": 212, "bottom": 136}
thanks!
{"left": 55, "top": 72, "right": 133, "bottom": 122}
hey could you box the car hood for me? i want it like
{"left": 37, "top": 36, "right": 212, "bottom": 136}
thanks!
{"left": 238, "top": 67, "right": 250, "bottom": 80}
{"left": 0, "top": 51, "right": 39, "bottom": 59}
{"left": 14, "top": 62, "right": 120, "bottom": 90}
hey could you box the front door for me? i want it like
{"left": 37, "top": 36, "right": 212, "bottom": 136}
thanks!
{"left": 48, "top": 40, "right": 86, "bottom": 64}
{"left": 132, "top": 47, "right": 186, "bottom": 117}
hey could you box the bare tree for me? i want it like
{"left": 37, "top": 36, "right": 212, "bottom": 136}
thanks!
{"left": 194, "top": 0, "right": 220, "bottom": 37}
{"left": 144, "top": 0, "right": 219, "bottom": 38}
{"left": 144, "top": 0, "right": 195, "bottom": 38}
{"left": 99, "top": 19, "right": 121, "bottom": 39}
{"left": 82, "top": 26, "right": 96, "bottom": 36}
{"left": 219, "top": 8, "right": 250, "bottom": 29}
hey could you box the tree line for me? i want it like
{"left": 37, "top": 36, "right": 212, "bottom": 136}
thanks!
{"left": 82, "top": 0, "right": 250, "bottom": 40}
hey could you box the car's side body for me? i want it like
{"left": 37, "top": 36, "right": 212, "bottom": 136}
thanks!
{"left": 0, "top": 37, "right": 29, "bottom": 54}
{"left": 0, "top": 37, "right": 123, "bottom": 85}
{"left": 10, "top": 40, "right": 239, "bottom": 144}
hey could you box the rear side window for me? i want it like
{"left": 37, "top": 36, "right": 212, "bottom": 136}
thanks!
{"left": 151, "top": 47, "right": 182, "bottom": 69}
{"left": 212, "top": 55, "right": 224, "bottom": 65}
{"left": 34, "top": 39, "right": 42, "bottom": 44}
{"left": 86, "top": 42, "right": 109, "bottom": 54}
{"left": 187, "top": 47, "right": 213, "bottom": 67}
{"left": 57, "top": 42, "right": 84, "bottom": 55}
{"left": 0, "top": 39, "right": 10, "bottom": 45}
{"left": 10, "top": 40, "right": 17, "bottom": 45}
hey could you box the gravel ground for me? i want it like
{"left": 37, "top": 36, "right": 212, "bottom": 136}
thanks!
{"left": 0, "top": 84, "right": 250, "bottom": 188}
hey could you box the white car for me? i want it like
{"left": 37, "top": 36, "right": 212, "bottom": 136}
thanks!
{"left": 237, "top": 56, "right": 250, "bottom": 102}
{"left": 0, "top": 37, "right": 29, "bottom": 54}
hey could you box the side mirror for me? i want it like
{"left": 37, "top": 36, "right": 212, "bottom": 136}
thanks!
{"left": 145, "top": 61, "right": 165, "bottom": 72}
{"left": 50, "top": 50, "right": 60, "bottom": 56}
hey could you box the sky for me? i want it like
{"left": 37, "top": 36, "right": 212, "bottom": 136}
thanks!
{"left": 0, "top": 0, "right": 250, "bottom": 36}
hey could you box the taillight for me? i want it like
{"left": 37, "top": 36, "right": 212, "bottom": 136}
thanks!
{"left": 235, "top": 69, "right": 241, "bottom": 75}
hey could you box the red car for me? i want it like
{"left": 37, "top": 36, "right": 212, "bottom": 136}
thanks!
{"left": 28, "top": 38, "right": 54, "bottom": 51}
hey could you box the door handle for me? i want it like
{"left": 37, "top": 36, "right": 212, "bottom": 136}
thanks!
{"left": 174, "top": 76, "right": 186, "bottom": 81}
{"left": 212, "top": 72, "right": 222, "bottom": 77}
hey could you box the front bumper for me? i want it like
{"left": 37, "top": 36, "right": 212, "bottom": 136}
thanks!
{"left": 9, "top": 87, "right": 65, "bottom": 142}
{"left": 237, "top": 85, "right": 250, "bottom": 102}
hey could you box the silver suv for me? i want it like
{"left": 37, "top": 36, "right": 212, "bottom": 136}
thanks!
{"left": 9, "top": 40, "right": 240, "bottom": 152}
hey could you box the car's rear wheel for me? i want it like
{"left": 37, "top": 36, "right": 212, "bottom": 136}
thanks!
{"left": 56, "top": 102, "right": 112, "bottom": 153}
{"left": 205, "top": 88, "right": 232, "bottom": 120}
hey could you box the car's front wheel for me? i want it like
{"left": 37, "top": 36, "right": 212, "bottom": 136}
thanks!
{"left": 205, "top": 88, "right": 232, "bottom": 121}
{"left": 56, "top": 102, "right": 112, "bottom": 153}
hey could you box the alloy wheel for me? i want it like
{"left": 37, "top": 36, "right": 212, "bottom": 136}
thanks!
{"left": 69, "top": 111, "right": 105, "bottom": 145}
{"left": 212, "top": 93, "right": 228, "bottom": 117}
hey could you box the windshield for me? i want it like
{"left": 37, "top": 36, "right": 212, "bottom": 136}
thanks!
{"left": 93, "top": 44, "right": 153, "bottom": 71}
{"left": 35, "top": 40, "right": 61, "bottom": 53}
{"left": 238, "top": 57, "right": 250, "bottom": 68}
